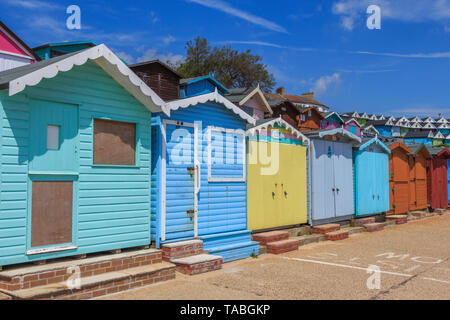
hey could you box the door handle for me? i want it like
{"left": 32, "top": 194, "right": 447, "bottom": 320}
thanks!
{"left": 332, "top": 188, "right": 336, "bottom": 192}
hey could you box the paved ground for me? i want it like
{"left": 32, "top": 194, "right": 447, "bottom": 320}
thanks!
{"left": 99, "top": 213, "right": 450, "bottom": 300}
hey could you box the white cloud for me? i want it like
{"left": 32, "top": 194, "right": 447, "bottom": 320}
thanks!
{"left": 313, "top": 73, "right": 341, "bottom": 94}
{"left": 186, "top": 0, "right": 288, "bottom": 33}
{"left": 137, "top": 49, "right": 184, "bottom": 67}
{"left": 4, "top": 0, "right": 63, "bottom": 10}
{"left": 332, "top": 0, "right": 450, "bottom": 31}
{"left": 162, "top": 35, "right": 176, "bottom": 46}
{"left": 355, "top": 50, "right": 450, "bottom": 58}
{"left": 116, "top": 51, "right": 136, "bottom": 64}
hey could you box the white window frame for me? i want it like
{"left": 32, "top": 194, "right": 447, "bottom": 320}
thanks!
{"left": 207, "top": 126, "right": 246, "bottom": 182}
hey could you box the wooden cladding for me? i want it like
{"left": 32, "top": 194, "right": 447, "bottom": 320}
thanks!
{"left": 93, "top": 119, "right": 136, "bottom": 166}
{"left": 31, "top": 181, "right": 73, "bottom": 248}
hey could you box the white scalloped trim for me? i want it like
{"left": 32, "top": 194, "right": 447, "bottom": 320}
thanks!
{"left": 165, "top": 88, "right": 256, "bottom": 125}
{"left": 246, "top": 116, "right": 309, "bottom": 144}
{"left": 318, "top": 128, "right": 361, "bottom": 143}
{"left": 8, "top": 44, "right": 169, "bottom": 115}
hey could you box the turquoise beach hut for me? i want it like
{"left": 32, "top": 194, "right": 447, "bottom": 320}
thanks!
{"left": 353, "top": 137, "right": 390, "bottom": 217}
{"left": 0, "top": 44, "right": 167, "bottom": 268}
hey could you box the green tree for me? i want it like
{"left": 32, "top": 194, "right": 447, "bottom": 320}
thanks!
{"left": 177, "top": 37, "right": 275, "bottom": 92}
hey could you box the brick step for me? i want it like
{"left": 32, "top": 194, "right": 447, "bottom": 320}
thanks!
{"left": 0, "top": 249, "right": 162, "bottom": 291}
{"left": 313, "top": 224, "right": 341, "bottom": 234}
{"left": 1, "top": 262, "right": 175, "bottom": 300}
{"left": 252, "top": 231, "right": 289, "bottom": 246}
{"left": 161, "top": 240, "right": 203, "bottom": 262}
{"left": 385, "top": 215, "right": 408, "bottom": 225}
{"left": 434, "top": 208, "right": 446, "bottom": 215}
{"left": 325, "top": 230, "right": 349, "bottom": 241}
{"left": 352, "top": 217, "right": 376, "bottom": 227}
{"left": 410, "top": 211, "right": 427, "bottom": 219}
{"left": 171, "top": 254, "right": 222, "bottom": 275}
{"left": 363, "top": 223, "right": 384, "bottom": 232}
{"left": 266, "top": 239, "right": 299, "bottom": 255}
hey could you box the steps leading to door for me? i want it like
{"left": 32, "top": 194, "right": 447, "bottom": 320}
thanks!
{"left": 0, "top": 249, "right": 175, "bottom": 300}
{"left": 0, "top": 249, "right": 162, "bottom": 291}
{"left": 352, "top": 217, "right": 376, "bottom": 227}
{"left": 363, "top": 223, "right": 384, "bottom": 232}
{"left": 252, "top": 231, "right": 289, "bottom": 246}
{"left": 200, "top": 230, "right": 259, "bottom": 263}
{"left": 385, "top": 215, "right": 408, "bottom": 225}
{"left": 1, "top": 263, "right": 175, "bottom": 300}
{"left": 171, "top": 254, "right": 222, "bottom": 275}
{"left": 313, "top": 223, "right": 341, "bottom": 234}
{"left": 325, "top": 230, "right": 349, "bottom": 241}
{"left": 266, "top": 239, "right": 299, "bottom": 254}
{"left": 161, "top": 240, "right": 204, "bottom": 262}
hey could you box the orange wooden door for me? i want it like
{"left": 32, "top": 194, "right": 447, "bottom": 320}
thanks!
{"left": 391, "top": 148, "right": 410, "bottom": 214}
{"left": 415, "top": 153, "right": 428, "bottom": 210}
{"left": 408, "top": 157, "right": 417, "bottom": 211}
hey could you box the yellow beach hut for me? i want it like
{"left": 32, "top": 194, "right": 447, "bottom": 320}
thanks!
{"left": 246, "top": 117, "right": 310, "bottom": 231}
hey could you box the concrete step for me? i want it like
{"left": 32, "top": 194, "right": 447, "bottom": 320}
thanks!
{"left": 325, "top": 230, "right": 349, "bottom": 241}
{"left": 385, "top": 215, "right": 408, "bottom": 225}
{"left": 410, "top": 211, "right": 427, "bottom": 219}
{"left": 352, "top": 217, "right": 376, "bottom": 227}
{"left": 0, "top": 248, "right": 162, "bottom": 291}
{"left": 363, "top": 223, "right": 384, "bottom": 232}
{"left": 293, "top": 234, "right": 327, "bottom": 246}
{"left": 435, "top": 208, "right": 446, "bottom": 215}
{"left": 1, "top": 262, "right": 175, "bottom": 300}
{"left": 252, "top": 231, "right": 289, "bottom": 246}
{"left": 341, "top": 226, "right": 366, "bottom": 235}
{"left": 171, "top": 254, "right": 222, "bottom": 275}
{"left": 313, "top": 224, "right": 341, "bottom": 234}
{"left": 266, "top": 239, "right": 299, "bottom": 255}
{"left": 161, "top": 240, "right": 203, "bottom": 262}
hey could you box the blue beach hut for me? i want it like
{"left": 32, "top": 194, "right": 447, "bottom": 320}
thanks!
{"left": 353, "top": 137, "right": 390, "bottom": 217}
{"left": 151, "top": 76, "right": 259, "bottom": 262}
{"left": 0, "top": 45, "right": 167, "bottom": 268}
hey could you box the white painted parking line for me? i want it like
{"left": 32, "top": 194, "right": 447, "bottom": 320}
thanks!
{"left": 285, "top": 257, "right": 412, "bottom": 277}
{"left": 284, "top": 257, "right": 450, "bottom": 285}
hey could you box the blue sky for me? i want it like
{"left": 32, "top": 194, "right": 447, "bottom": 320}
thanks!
{"left": 1, "top": 0, "right": 449, "bottom": 117}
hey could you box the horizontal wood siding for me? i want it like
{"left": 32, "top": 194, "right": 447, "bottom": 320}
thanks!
{"left": 0, "top": 60, "right": 152, "bottom": 266}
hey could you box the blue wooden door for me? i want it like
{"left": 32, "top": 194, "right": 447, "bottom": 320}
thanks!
{"left": 28, "top": 99, "right": 78, "bottom": 250}
{"left": 333, "top": 142, "right": 354, "bottom": 217}
{"left": 164, "top": 122, "right": 197, "bottom": 240}
{"left": 375, "top": 151, "right": 390, "bottom": 212}
{"left": 311, "top": 140, "right": 336, "bottom": 221}
{"left": 29, "top": 100, "right": 78, "bottom": 172}
{"left": 354, "top": 150, "right": 374, "bottom": 216}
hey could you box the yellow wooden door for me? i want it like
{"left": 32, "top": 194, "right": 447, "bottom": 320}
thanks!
{"left": 247, "top": 140, "right": 307, "bottom": 231}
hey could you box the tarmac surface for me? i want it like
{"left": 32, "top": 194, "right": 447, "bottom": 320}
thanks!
{"left": 99, "top": 213, "right": 450, "bottom": 300}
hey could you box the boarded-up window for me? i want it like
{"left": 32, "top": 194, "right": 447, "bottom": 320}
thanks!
{"left": 93, "top": 119, "right": 136, "bottom": 165}
{"left": 31, "top": 181, "right": 73, "bottom": 248}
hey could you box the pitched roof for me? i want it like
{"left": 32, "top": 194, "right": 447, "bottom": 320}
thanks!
{"left": 299, "top": 106, "right": 324, "bottom": 119}
{"left": 425, "top": 146, "right": 450, "bottom": 157}
{"left": 32, "top": 41, "right": 97, "bottom": 51}
{"left": 303, "top": 128, "right": 361, "bottom": 143}
{"left": 404, "top": 130, "right": 434, "bottom": 139}
{"left": 355, "top": 137, "right": 390, "bottom": 154}
{"left": 226, "top": 85, "right": 272, "bottom": 114}
{"left": 284, "top": 92, "right": 329, "bottom": 109}
{"left": 179, "top": 75, "right": 230, "bottom": 94}
{"left": 0, "top": 44, "right": 167, "bottom": 114}
{"left": 128, "top": 59, "right": 182, "bottom": 78}
{"left": 165, "top": 88, "right": 256, "bottom": 125}
{"left": 246, "top": 116, "right": 309, "bottom": 144}
{"left": 404, "top": 143, "right": 431, "bottom": 157}
{"left": 0, "top": 21, "right": 40, "bottom": 61}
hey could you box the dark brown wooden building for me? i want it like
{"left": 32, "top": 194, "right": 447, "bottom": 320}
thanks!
{"left": 297, "top": 106, "right": 324, "bottom": 131}
{"left": 129, "top": 60, "right": 182, "bottom": 101}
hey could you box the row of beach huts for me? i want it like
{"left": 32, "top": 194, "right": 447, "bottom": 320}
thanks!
{"left": 0, "top": 22, "right": 448, "bottom": 299}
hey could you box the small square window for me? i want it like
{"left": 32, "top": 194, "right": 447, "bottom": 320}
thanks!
{"left": 47, "top": 125, "right": 60, "bottom": 150}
